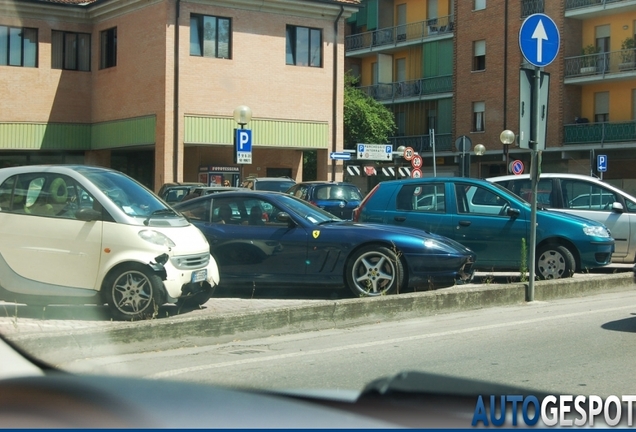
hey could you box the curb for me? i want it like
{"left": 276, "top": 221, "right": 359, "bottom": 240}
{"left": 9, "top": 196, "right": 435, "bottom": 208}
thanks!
{"left": 10, "top": 272, "right": 633, "bottom": 362}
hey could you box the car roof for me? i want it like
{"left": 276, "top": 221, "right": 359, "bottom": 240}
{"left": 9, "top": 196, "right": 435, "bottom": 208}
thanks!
{"left": 293, "top": 181, "right": 358, "bottom": 186}
{"left": 246, "top": 177, "right": 294, "bottom": 182}
{"left": 487, "top": 173, "right": 605, "bottom": 182}
{"left": 487, "top": 173, "right": 636, "bottom": 200}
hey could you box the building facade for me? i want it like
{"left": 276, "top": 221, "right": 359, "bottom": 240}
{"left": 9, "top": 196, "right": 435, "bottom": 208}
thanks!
{"left": 344, "top": 0, "right": 636, "bottom": 196}
{"left": 0, "top": 0, "right": 358, "bottom": 190}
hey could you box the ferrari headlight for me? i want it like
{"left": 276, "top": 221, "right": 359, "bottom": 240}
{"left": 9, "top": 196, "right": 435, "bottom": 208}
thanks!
{"left": 138, "top": 230, "right": 176, "bottom": 248}
{"left": 583, "top": 225, "right": 610, "bottom": 238}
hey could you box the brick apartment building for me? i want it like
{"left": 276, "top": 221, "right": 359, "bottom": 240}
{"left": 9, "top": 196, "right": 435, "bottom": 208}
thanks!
{"left": 0, "top": 0, "right": 358, "bottom": 190}
{"left": 345, "top": 0, "right": 636, "bottom": 196}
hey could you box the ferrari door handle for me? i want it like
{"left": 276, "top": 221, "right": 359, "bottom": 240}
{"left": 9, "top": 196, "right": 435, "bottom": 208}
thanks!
{"left": 458, "top": 220, "right": 471, "bottom": 227}
{"left": 394, "top": 216, "right": 406, "bottom": 222}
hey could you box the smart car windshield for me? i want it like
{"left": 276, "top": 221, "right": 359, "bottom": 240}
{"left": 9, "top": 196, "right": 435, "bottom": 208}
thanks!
{"left": 82, "top": 169, "right": 170, "bottom": 218}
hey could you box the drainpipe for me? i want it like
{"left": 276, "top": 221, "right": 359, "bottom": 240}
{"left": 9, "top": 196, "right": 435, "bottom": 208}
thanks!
{"left": 173, "top": 0, "right": 181, "bottom": 181}
{"left": 331, "top": 5, "right": 344, "bottom": 181}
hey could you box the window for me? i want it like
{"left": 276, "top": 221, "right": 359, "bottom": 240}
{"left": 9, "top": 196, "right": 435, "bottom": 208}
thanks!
{"left": 286, "top": 25, "right": 322, "bottom": 67}
{"left": 397, "top": 184, "right": 446, "bottom": 213}
{"left": 521, "top": 0, "right": 544, "bottom": 17}
{"left": 190, "top": 15, "right": 231, "bottom": 59}
{"left": 562, "top": 180, "right": 618, "bottom": 211}
{"left": 100, "top": 27, "right": 117, "bottom": 69}
{"left": 473, "top": 101, "right": 485, "bottom": 132}
{"left": 473, "top": 40, "right": 486, "bottom": 71}
{"left": 0, "top": 25, "right": 37, "bottom": 67}
{"left": 52, "top": 31, "right": 90, "bottom": 71}
{"left": 474, "top": 0, "right": 486, "bottom": 10}
{"left": 456, "top": 184, "right": 508, "bottom": 216}
{"left": 594, "top": 92, "right": 609, "bottom": 123}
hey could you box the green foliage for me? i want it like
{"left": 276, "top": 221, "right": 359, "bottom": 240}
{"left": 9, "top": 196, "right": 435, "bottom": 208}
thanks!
{"left": 302, "top": 151, "right": 317, "bottom": 181}
{"left": 519, "top": 238, "right": 528, "bottom": 282}
{"left": 621, "top": 37, "right": 636, "bottom": 64}
{"left": 344, "top": 72, "right": 397, "bottom": 150}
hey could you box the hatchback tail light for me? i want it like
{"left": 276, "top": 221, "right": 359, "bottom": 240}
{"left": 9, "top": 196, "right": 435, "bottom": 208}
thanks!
{"left": 352, "top": 185, "right": 379, "bottom": 222}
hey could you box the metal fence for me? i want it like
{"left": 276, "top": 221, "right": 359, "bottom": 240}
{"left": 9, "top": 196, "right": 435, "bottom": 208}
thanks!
{"left": 345, "top": 15, "right": 454, "bottom": 52}
{"left": 358, "top": 76, "right": 453, "bottom": 102}
{"left": 564, "top": 121, "right": 636, "bottom": 144}
{"left": 565, "top": 50, "right": 636, "bottom": 78}
{"left": 389, "top": 134, "right": 452, "bottom": 153}
{"left": 565, "top": 0, "right": 626, "bottom": 10}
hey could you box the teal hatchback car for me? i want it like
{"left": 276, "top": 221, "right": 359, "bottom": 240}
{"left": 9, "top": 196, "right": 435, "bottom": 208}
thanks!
{"left": 353, "top": 178, "right": 615, "bottom": 279}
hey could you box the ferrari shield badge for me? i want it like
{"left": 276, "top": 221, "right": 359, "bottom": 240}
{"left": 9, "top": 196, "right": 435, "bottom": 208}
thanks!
{"left": 312, "top": 230, "right": 320, "bottom": 239}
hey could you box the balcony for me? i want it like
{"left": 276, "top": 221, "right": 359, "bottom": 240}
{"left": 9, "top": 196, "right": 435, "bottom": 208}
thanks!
{"left": 345, "top": 15, "right": 454, "bottom": 57}
{"left": 564, "top": 49, "right": 636, "bottom": 83}
{"left": 358, "top": 76, "right": 453, "bottom": 104}
{"left": 564, "top": 120, "right": 636, "bottom": 144}
{"left": 389, "top": 133, "right": 453, "bottom": 153}
{"left": 565, "top": 0, "right": 636, "bottom": 19}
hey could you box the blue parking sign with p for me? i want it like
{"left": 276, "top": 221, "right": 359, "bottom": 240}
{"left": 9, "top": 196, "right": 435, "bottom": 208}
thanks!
{"left": 234, "top": 129, "right": 252, "bottom": 164}
{"left": 597, "top": 154, "right": 607, "bottom": 172}
{"left": 236, "top": 129, "right": 252, "bottom": 152}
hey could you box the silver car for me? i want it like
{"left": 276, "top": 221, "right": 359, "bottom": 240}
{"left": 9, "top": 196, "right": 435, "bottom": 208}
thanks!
{"left": 488, "top": 173, "right": 636, "bottom": 263}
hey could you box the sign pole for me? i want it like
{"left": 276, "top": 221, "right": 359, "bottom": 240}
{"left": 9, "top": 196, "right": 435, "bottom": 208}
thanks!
{"left": 430, "top": 128, "right": 437, "bottom": 177}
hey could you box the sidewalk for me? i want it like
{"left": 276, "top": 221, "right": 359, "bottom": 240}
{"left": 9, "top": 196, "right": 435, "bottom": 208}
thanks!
{"left": 1, "top": 269, "right": 633, "bottom": 363}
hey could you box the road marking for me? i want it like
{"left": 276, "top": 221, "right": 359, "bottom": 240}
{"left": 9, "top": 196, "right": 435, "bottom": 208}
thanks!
{"left": 148, "top": 303, "right": 635, "bottom": 379}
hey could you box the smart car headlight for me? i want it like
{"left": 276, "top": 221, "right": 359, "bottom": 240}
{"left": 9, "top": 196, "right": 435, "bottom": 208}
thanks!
{"left": 583, "top": 225, "right": 610, "bottom": 238}
{"left": 138, "top": 230, "right": 176, "bottom": 247}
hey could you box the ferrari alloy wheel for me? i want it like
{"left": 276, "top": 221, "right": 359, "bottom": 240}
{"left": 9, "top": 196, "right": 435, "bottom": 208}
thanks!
{"left": 346, "top": 245, "right": 404, "bottom": 297}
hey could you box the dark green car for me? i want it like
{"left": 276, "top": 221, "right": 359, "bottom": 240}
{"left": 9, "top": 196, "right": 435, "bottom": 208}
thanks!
{"left": 353, "top": 177, "right": 615, "bottom": 279}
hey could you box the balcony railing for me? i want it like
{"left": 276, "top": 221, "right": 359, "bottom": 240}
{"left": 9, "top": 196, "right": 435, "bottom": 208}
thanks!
{"left": 345, "top": 15, "right": 454, "bottom": 53}
{"left": 564, "top": 120, "right": 636, "bottom": 144}
{"left": 389, "top": 133, "right": 452, "bottom": 153}
{"left": 564, "top": 49, "right": 636, "bottom": 78}
{"left": 358, "top": 76, "right": 453, "bottom": 102}
{"left": 566, "top": 0, "right": 632, "bottom": 11}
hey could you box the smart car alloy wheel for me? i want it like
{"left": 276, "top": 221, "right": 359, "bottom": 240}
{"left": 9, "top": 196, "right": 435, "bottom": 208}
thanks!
{"left": 104, "top": 264, "right": 163, "bottom": 320}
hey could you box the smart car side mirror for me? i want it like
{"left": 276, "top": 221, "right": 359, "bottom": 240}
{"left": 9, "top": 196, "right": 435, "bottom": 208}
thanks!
{"left": 76, "top": 208, "right": 102, "bottom": 222}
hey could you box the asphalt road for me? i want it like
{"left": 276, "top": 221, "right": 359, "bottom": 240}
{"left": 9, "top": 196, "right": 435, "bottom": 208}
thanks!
{"left": 58, "top": 288, "right": 636, "bottom": 398}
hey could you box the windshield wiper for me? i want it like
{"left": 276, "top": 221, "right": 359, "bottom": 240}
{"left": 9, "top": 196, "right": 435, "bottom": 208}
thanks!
{"left": 144, "top": 208, "right": 177, "bottom": 226}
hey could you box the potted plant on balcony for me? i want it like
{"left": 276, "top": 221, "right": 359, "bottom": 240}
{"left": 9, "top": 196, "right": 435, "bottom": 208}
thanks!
{"left": 619, "top": 36, "right": 636, "bottom": 71}
{"left": 580, "top": 44, "right": 599, "bottom": 74}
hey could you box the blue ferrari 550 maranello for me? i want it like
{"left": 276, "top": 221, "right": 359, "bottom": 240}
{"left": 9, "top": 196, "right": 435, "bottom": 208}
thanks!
{"left": 173, "top": 190, "right": 476, "bottom": 296}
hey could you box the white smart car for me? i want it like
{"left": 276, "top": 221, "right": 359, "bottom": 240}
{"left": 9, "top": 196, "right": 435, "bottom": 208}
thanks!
{"left": 0, "top": 165, "right": 219, "bottom": 320}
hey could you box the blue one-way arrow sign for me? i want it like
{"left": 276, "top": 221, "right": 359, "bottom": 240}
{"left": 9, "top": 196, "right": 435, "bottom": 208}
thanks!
{"left": 519, "top": 14, "right": 560, "bottom": 68}
{"left": 330, "top": 152, "right": 351, "bottom": 160}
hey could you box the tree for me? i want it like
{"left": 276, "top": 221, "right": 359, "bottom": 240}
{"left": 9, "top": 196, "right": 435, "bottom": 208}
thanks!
{"left": 343, "top": 72, "right": 397, "bottom": 150}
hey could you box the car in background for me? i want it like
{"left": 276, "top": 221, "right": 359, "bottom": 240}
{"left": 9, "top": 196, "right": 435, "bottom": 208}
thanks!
{"left": 0, "top": 165, "right": 219, "bottom": 320}
{"left": 241, "top": 176, "right": 296, "bottom": 192}
{"left": 173, "top": 190, "right": 476, "bottom": 296}
{"left": 489, "top": 173, "right": 636, "bottom": 264}
{"left": 181, "top": 185, "right": 246, "bottom": 202}
{"left": 158, "top": 182, "right": 206, "bottom": 204}
{"left": 353, "top": 177, "right": 615, "bottom": 279}
{"left": 286, "top": 181, "right": 363, "bottom": 220}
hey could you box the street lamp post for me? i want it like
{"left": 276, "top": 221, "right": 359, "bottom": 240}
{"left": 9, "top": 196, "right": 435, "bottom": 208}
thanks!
{"left": 233, "top": 105, "right": 252, "bottom": 185}
{"left": 474, "top": 144, "right": 486, "bottom": 177}
{"left": 500, "top": 129, "right": 515, "bottom": 174}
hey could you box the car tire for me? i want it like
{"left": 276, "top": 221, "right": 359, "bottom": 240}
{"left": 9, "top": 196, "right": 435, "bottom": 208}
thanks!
{"left": 103, "top": 263, "right": 164, "bottom": 321}
{"left": 177, "top": 281, "right": 214, "bottom": 310}
{"left": 346, "top": 245, "right": 404, "bottom": 297}
{"left": 536, "top": 244, "right": 576, "bottom": 280}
